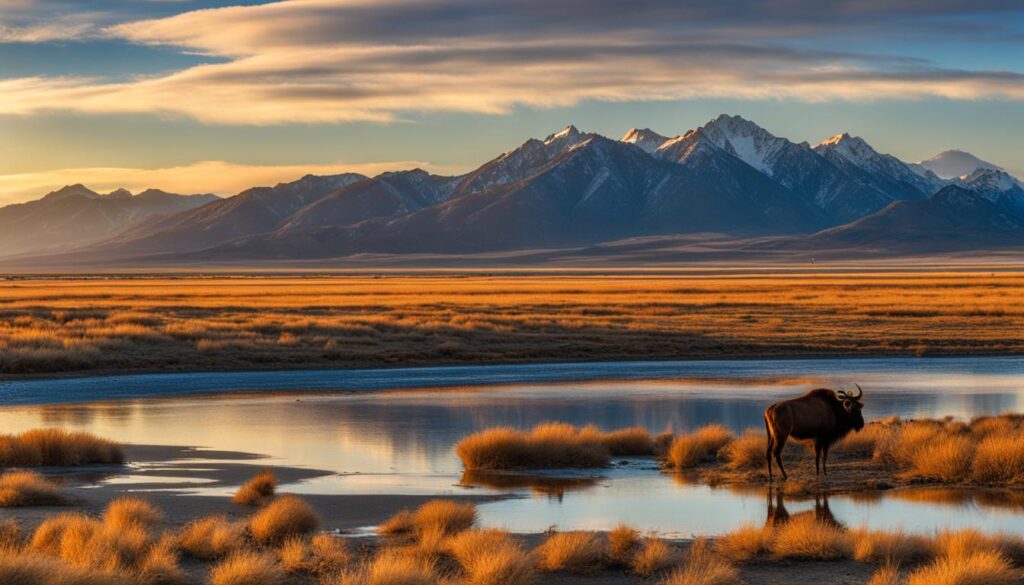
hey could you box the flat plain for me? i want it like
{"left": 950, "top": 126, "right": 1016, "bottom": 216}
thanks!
{"left": 1, "top": 270, "right": 1022, "bottom": 376}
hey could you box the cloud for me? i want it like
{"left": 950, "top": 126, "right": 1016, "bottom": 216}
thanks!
{"left": 1, "top": 0, "right": 1023, "bottom": 124}
{"left": 0, "top": 159, "right": 453, "bottom": 205}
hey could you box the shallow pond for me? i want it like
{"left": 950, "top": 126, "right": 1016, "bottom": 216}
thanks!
{"left": 2, "top": 357, "right": 1024, "bottom": 536}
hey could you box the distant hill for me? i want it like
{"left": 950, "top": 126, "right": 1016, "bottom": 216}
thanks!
{"left": 3, "top": 115, "right": 1021, "bottom": 266}
{"left": 0, "top": 185, "right": 218, "bottom": 258}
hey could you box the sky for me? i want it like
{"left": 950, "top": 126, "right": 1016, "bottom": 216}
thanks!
{"left": 1, "top": 0, "right": 1023, "bottom": 204}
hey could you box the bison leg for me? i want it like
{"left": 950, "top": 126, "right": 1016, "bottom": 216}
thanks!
{"left": 822, "top": 445, "right": 830, "bottom": 476}
{"left": 773, "top": 434, "right": 788, "bottom": 480}
{"left": 765, "top": 417, "right": 775, "bottom": 481}
{"left": 814, "top": 443, "right": 821, "bottom": 477}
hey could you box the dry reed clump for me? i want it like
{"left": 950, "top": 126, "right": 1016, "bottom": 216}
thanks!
{"left": 210, "top": 551, "right": 287, "bottom": 585}
{"left": 867, "top": 564, "right": 903, "bottom": 585}
{"left": 102, "top": 497, "right": 162, "bottom": 531}
{"left": 0, "top": 470, "right": 67, "bottom": 507}
{"left": 278, "top": 535, "right": 351, "bottom": 575}
{"left": 713, "top": 524, "right": 771, "bottom": 563}
{"left": 666, "top": 425, "right": 734, "bottom": 470}
{"left": 0, "top": 429, "right": 124, "bottom": 467}
{"left": 455, "top": 423, "right": 611, "bottom": 470}
{"left": 597, "top": 427, "right": 655, "bottom": 456}
{"left": 248, "top": 495, "right": 320, "bottom": 545}
{"left": 718, "top": 431, "right": 765, "bottom": 471}
{"left": 631, "top": 536, "right": 681, "bottom": 576}
{"left": 932, "top": 529, "right": 1024, "bottom": 562}
{"left": 971, "top": 434, "right": 1024, "bottom": 483}
{"left": 608, "top": 523, "right": 641, "bottom": 566}
{"left": 448, "top": 528, "right": 536, "bottom": 585}
{"left": 232, "top": 470, "right": 277, "bottom": 507}
{"left": 0, "top": 553, "right": 129, "bottom": 585}
{"left": 0, "top": 518, "right": 22, "bottom": 552}
{"left": 378, "top": 500, "right": 477, "bottom": 537}
{"left": 905, "top": 550, "right": 1019, "bottom": 585}
{"left": 769, "top": 516, "right": 852, "bottom": 560}
{"left": 660, "top": 538, "right": 741, "bottom": 585}
{"left": 836, "top": 422, "right": 895, "bottom": 456}
{"left": 325, "top": 548, "right": 442, "bottom": 585}
{"left": 852, "top": 528, "right": 931, "bottom": 564}
{"left": 906, "top": 435, "right": 975, "bottom": 482}
{"left": 176, "top": 516, "right": 247, "bottom": 560}
{"left": 533, "top": 531, "right": 607, "bottom": 574}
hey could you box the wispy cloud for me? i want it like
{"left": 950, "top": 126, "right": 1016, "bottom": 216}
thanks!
{"left": 1, "top": 0, "right": 1023, "bottom": 124}
{"left": 0, "top": 159, "right": 452, "bottom": 205}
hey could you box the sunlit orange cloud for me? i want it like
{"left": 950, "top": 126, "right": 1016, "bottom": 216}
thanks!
{"left": 0, "top": 160, "right": 459, "bottom": 205}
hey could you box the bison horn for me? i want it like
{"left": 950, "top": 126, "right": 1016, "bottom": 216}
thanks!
{"left": 851, "top": 384, "right": 863, "bottom": 400}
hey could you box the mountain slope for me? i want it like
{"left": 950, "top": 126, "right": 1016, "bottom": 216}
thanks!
{"left": 0, "top": 185, "right": 219, "bottom": 258}
{"left": 813, "top": 133, "right": 942, "bottom": 200}
{"left": 194, "top": 133, "right": 829, "bottom": 260}
{"left": 700, "top": 115, "right": 897, "bottom": 223}
{"left": 96, "top": 173, "right": 367, "bottom": 256}
{"left": 805, "top": 185, "right": 1024, "bottom": 252}
{"left": 956, "top": 168, "right": 1024, "bottom": 217}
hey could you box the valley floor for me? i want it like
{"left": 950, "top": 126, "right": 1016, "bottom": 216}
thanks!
{"left": 2, "top": 270, "right": 1023, "bottom": 378}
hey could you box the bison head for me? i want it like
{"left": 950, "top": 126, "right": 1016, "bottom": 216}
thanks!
{"left": 836, "top": 385, "right": 865, "bottom": 431}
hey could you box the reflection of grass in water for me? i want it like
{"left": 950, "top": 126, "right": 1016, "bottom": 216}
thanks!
{"left": 3, "top": 272, "right": 1023, "bottom": 375}
{"left": 459, "top": 470, "right": 601, "bottom": 498}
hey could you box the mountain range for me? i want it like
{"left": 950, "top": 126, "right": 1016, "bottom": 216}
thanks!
{"left": 2, "top": 114, "right": 1022, "bottom": 267}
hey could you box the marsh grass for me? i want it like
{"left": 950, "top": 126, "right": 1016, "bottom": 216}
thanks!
{"left": 0, "top": 470, "right": 67, "bottom": 507}
{"left": 769, "top": 515, "right": 852, "bottom": 560}
{"left": 448, "top": 528, "right": 535, "bottom": 585}
{"left": 533, "top": 531, "right": 607, "bottom": 574}
{"left": 0, "top": 429, "right": 123, "bottom": 467}
{"left": 666, "top": 425, "right": 733, "bottom": 469}
{"left": 176, "top": 516, "right": 247, "bottom": 560}
{"left": 378, "top": 500, "right": 477, "bottom": 538}
{"left": 249, "top": 495, "right": 320, "bottom": 545}
{"left": 232, "top": 470, "right": 277, "bottom": 507}
{"left": 713, "top": 524, "right": 771, "bottom": 563}
{"left": 456, "top": 423, "right": 620, "bottom": 469}
{"left": 906, "top": 550, "right": 1019, "bottom": 585}
{"left": 631, "top": 535, "right": 681, "bottom": 576}
{"left": 660, "top": 538, "right": 740, "bottom": 585}
{"left": 852, "top": 528, "right": 931, "bottom": 565}
{"left": 210, "top": 551, "right": 287, "bottom": 585}
{"left": 608, "top": 523, "right": 641, "bottom": 566}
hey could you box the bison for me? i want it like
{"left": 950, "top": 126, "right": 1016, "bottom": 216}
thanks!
{"left": 764, "top": 385, "right": 864, "bottom": 480}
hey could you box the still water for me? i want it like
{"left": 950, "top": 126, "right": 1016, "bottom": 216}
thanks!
{"left": 1, "top": 357, "right": 1023, "bottom": 536}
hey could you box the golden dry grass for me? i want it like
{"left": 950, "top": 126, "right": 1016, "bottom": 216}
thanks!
{"left": 867, "top": 564, "right": 903, "bottom": 585}
{"left": 0, "top": 470, "right": 67, "bottom": 507}
{"left": 631, "top": 536, "right": 681, "bottom": 576}
{"left": 852, "top": 528, "right": 931, "bottom": 565}
{"left": 666, "top": 425, "right": 733, "bottom": 470}
{"left": 769, "top": 515, "right": 852, "bottom": 560}
{"left": 248, "top": 495, "right": 320, "bottom": 545}
{"left": 232, "top": 470, "right": 277, "bottom": 507}
{"left": 0, "top": 552, "right": 129, "bottom": 585}
{"left": 448, "top": 528, "right": 535, "bottom": 585}
{"left": 4, "top": 273, "right": 1023, "bottom": 376}
{"left": 660, "top": 538, "right": 741, "bottom": 585}
{"left": 176, "top": 516, "right": 247, "bottom": 560}
{"left": 533, "top": 531, "right": 607, "bottom": 574}
{"left": 326, "top": 548, "right": 441, "bottom": 585}
{"left": 906, "top": 550, "right": 1019, "bottom": 585}
{"left": 377, "top": 500, "right": 476, "bottom": 537}
{"left": 0, "top": 429, "right": 123, "bottom": 467}
{"left": 713, "top": 524, "right": 772, "bottom": 563}
{"left": 210, "top": 551, "right": 286, "bottom": 585}
{"left": 455, "top": 423, "right": 612, "bottom": 470}
{"left": 0, "top": 518, "right": 22, "bottom": 552}
{"left": 102, "top": 497, "right": 162, "bottom": 531}
{"left": 598, "top": 427, "right": 655, "bottom": 456}
{"left": 608, "top": 523, "right": 641, "bottom": 566}
{"left": 718, "top": 430, "right": 766, "bottom": 471}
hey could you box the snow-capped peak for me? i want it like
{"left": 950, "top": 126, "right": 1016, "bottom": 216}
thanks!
{"left": 545, "top": 125, "right": 581, "bottom": 144}
{"left": 814, "top": 133, "right": 880, "bottom": 166}
{"left": 621, "top": 127, "right": 669, "bottom": 154}
{"left": 958, "top": 168, "right": 1021, "bottom": 193}
{"left": 700, "top": 114, "right": 786, "bottom": 175}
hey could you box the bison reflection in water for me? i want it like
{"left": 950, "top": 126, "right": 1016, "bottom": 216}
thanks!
{"left": 765, "top": 488, "right": 843, "bottom": 529}
{"left": 764, "top": 386, "right": 865, "bottom": 480}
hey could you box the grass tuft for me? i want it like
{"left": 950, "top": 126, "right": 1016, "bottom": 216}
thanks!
{"left": 714, "top": 524, "right": 771, "bottom": 563}
{"left": 769, "top": 515, "right": 851, "bottom": 560}
{"left": 0, "top": 429, "right": 123, "bottom": 467}
{"left": 534, "top": 531, "right": 606, "bottom": 574}
{"left": 449, "top": 528, "right": 535, "bottom": 585}
{"left": 906, "top": 550, "right": 1019, "bottom": 585}
{"left": 176, "top": 516, "right": 247, "bottom": 560}
{"left": 455, "top": 423, "right": 611, "bottom": 470}
{"left": 631, "top": 535, "right": 681, "bottom": 576}
{"left": 249, "top": 495, "right": 320, "bottom": 545}
{"left": 210, "top": 551, "right": 286, "bottom": 585}
{"left": 102, "top": 497, "right": 162, "bottom": 531}
{"left": 666, "top": 425, "right": 733, "bottom": 470}
{"left": 0, "top": 470, "right": 67, "bottom": 507}
{"left": 608, "top": 523, "right": 641, "bottom": 566}
{"left": 232, "top": 470, "right": 277, "bottom": 507}
{"left": 660, "top": 538, "right": 740, "bottom": 585}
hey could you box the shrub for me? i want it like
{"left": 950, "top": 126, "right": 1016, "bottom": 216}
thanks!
{"left": 232, "top": 470, "right": 277, "bottom": 507}
{"left": 852, "top": 528, "right": 931, "bottom": 564}
{"left": 249, "top": 496, "right": 320, "bottom": 545}
{"left": 660, "top": 538, "right": 740, "bottom": 585}
{"left": 632, "top": 536, "right": 681, "bottom": 576}
{"left": 534, "top": 531, "right": 606, "bottom": 574}
{"left": 0, "top": 429, "right": 124, "bottom": 467}
{"left": 906, "top": 550, "right": 1018, "bottom": 585}
{"left": 714, "top": 524, "right": 771, "bottom": 563}
{"left": 666, "top": 425, "right": 733, "bottom": 470}
{"left": 455, "top": 423, "right": 610, "bottom": 469}
{"left": 210, "top": 551, "right": 286, "bottom": 585}
{"left": 769, "top": 516, "right": 851, "bottom": 560}
{"left": 176, "top": 516, "right": 247, "bottom": 560}
{"left": 0, "top": 470, "right": 67, "bottom": 507}
{"left": 103, "top": 498, "right": 162, "bottom": 531}
{"left": 608, "top": 523, "right": 640, "bottom": 566}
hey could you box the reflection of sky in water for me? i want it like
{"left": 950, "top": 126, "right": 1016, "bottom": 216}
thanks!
{"left": 1, "top": 357, "right": 1023, "bottom": 535}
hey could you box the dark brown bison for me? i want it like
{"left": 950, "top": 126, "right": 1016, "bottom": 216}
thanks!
{"left": 764, "top": 385, "right": 864, "bottom": 480}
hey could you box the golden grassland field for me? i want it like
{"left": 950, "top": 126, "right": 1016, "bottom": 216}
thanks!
{"left": 1, "top": 271, "right": 1023, "bottom": 375}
